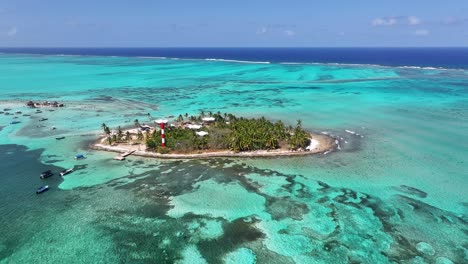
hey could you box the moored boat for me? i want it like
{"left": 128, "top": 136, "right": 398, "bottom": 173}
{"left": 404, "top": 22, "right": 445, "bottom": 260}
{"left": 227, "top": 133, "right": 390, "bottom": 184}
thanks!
{"left": 36, "top": 185, "right": 49, "bottom": 194}
{"left": 40, "top": 170, "right": 54, "bottom": 179}
{"left": 74, "top": 154, "right": 85, "bottom": 160}
{"left": 60, "top": 168, "right": 73, "bottom": 176}
{"left": 56, "top": 136, "right": 66, "bottom": 140}
{"left": 10, "top": 121, "right": 21, "bottom": 124}
{"left": 39, "top": 118, "right": 48, "bottom": 121}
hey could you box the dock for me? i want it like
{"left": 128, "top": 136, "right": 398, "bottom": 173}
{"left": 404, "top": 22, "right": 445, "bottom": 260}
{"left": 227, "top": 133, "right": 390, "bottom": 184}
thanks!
{"left": 121, "top": 150, "right": 135, "bottom": 157}
{"left": 114, "top": 150, "right": 135, "bottom": 161}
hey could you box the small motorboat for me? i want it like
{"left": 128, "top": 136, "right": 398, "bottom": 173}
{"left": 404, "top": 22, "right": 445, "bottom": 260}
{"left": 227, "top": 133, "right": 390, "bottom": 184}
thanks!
{"left": 74, "top": 154, "right": 85, "bottom": 160}
{"left": 15, "top": 111, "right": 22, "bottom": 114}
{"left": 36, "top": 185, "right": 49, "bottom": 194}
{"left": 35, "top": 110, "right": 42, "bottom": 113}
{"left": 56, "top": 136, "right": 66, "bottom": 140}
{"left": 60, "top": 168, "right": 73, "bottom": 176}
{"left": 39, "top": 118, "right": 48, "bottom": 121}
{"left": 40, "top": 170, "right": 54, "bottom": 179}
{"left": 4, "top": 108, "right": 11, "bottom": 111}
{"left": 22, "top": 114, "right": 31, "bottom": 116}
{"left": 10, "top": 121, "right": 21, "bottom": 124}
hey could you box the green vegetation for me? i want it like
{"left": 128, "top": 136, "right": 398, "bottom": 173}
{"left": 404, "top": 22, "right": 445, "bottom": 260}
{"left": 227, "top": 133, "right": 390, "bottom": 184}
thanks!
{"left": 145, "top": 112, "right": 310, "bottom": 153}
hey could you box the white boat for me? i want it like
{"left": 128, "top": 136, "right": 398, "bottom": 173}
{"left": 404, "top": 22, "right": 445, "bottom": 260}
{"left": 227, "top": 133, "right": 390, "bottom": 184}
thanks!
{"left": 60, "top": 168, "right": 74, "bottom": 176}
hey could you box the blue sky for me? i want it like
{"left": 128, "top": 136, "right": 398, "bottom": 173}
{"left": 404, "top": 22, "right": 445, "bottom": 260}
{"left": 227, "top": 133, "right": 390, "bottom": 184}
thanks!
{"left": 0, "top": 0, "right": 467, "bottom": 47}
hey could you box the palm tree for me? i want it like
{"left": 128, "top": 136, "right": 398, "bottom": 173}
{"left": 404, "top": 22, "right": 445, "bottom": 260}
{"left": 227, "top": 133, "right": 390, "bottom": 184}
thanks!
{"left": 177, "top": 114, "right": 184, "bottom": 122}
{"left": 117, "top": 126, "right": 123, "bottom": 141}
{"left": 296, "top": 119, "right": 302, "bottom": 128}
{"left": 137, "top": 131, "right": 144, "bottom": 141}
{"left": 126, "top": 131, "right": 131, "bottom": 141}
{"left": 200, "top": 110, "right": 205, "bottom": 117}
{"left": 101, "top": 123, "right": 107, "bottom": 134}
{"left": 134, "top": 119, "right": 140, "bottom": 128}
{"left": 107, "top": 136, "right": 112, "bottom": 145}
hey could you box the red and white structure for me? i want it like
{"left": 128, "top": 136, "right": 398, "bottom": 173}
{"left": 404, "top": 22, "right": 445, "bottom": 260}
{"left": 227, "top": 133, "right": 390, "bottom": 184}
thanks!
{"left": 154, "top": 119, "right": 168, "bottom": 147}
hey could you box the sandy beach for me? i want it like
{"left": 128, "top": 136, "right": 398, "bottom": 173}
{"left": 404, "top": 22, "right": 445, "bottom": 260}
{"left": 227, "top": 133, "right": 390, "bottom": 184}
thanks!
{"left": 90, "top": 133, "right": 337, "bottom": 159}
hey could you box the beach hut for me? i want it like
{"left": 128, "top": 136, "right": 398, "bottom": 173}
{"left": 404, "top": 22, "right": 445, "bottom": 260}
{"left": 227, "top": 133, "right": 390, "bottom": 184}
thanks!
{"left": 195, "top": 131, "right": 209, "bottom": 137}
{"left": 202, "top": 117, "right": 215, "bottom": 122}
{"left": 187, "top": 124, "right": 202, "bottom": 130}
{"left": 154, "top": 119, "right": 168, "bottom": 124}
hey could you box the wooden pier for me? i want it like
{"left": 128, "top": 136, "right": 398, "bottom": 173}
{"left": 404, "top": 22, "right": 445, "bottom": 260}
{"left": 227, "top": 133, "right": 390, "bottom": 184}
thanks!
{"left": 121, "top": 150, "right": 135, "bottom": 157}
{"left": 113, "top": 150, "right": 135, "bottom": 161}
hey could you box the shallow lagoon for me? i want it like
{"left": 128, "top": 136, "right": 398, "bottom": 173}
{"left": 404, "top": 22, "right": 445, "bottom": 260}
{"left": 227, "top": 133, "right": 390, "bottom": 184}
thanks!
{"left": 0, "top": 54, "right": 466, "bottom": 263}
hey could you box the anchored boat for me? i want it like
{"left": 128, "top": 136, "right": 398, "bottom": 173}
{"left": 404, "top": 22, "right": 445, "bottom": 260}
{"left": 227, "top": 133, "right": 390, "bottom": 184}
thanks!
{"left": 40, "top": 170, "right": 54, "bottom": 179}
{"left": 36, "top": 185, "right": 49, "bottom": 194}
{"left": 74, "top": 154, "right": 85, "bottom": 160}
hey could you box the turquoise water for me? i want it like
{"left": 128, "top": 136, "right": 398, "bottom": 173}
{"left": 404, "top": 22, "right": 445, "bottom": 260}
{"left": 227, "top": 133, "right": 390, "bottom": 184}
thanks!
{"left": 0, "top": 54, "right": 467, "bottom": 263}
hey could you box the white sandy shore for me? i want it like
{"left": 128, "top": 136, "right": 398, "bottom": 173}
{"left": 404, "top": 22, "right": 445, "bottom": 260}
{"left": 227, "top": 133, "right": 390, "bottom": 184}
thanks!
{"left": 90, "top": 133, "right": 337, "bottom": 159}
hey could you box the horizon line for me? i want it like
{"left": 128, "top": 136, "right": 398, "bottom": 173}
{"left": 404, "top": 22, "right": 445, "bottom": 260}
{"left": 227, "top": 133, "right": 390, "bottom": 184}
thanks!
{"left": 0, "top": 46, "right": 467, "bottom": 49}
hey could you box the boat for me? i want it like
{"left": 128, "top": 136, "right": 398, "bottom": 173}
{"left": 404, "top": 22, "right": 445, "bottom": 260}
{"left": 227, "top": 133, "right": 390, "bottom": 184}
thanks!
{"left": 35, "top": 110, "right": 42, "bottom": 113}
{"left": 4, "top": 108, "right": 11, "bottom": 111}
{"left": 40, "top": 170, "right": 54, "bottom": 179}
{"left": 10, "top": 121, "right": 21, "bottom": 124}
{"left": 56, "top": 136, "right": 66, "bottom": 140}
{"left": 22, "top": 114, "right": 31, "bottom": 116}
{"left": 60, "top": 168, "right": 73, "bottom": 176}
{"left": 15, "top": 111, "right": 22, "bottom": 114}
{"left": 36, "top": 185, "right": 49, "bottom": 194}
{"left": 74, "top": 154, "right": 85, "bottom": 160}
{"left": 39, "top": 118, "right": 48, "bottom": 121}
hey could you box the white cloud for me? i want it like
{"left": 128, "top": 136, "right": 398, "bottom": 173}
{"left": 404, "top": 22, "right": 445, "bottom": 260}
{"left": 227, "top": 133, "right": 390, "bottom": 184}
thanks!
{"left": 6, "top": 26, "right": 17, "bottom": 37}
{"left": 408, "top": 16, "right": 421, "bottom": 25}
{"left": 257, "top": 24, "right": 296, "bottom": 36}
{"left": 257, "top": 27, "right": 268, "bottom": 35}
{"left": 442, "top": 17, "right": 468, "bottom": 25}
{"left": 284, "top": 30, "right": 296, "bottom": 37}
{"left": 372, "top": 16, "right": 422, "bottom": 26}
{"left": 414, "top": 29, "right": 430, "bottom": 36}
{"left": 372, "top": 17, "right": 398, "bottom": 26}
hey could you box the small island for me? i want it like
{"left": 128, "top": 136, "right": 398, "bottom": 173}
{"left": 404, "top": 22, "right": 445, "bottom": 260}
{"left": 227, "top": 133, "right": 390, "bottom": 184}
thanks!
{"left": 91, "top": 112, "right": 337, "bottom": 159}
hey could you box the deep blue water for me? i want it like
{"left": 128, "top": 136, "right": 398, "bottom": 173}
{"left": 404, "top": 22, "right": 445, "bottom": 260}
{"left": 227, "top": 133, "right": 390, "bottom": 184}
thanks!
{"left": 1, "top": 47, "right": 468, "bottom": 69}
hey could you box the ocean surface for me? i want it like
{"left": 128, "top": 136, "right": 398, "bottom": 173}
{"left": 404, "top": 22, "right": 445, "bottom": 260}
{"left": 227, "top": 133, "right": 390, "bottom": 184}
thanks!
{"left": 0, "top": 48, "right": 467, "bottom": 263}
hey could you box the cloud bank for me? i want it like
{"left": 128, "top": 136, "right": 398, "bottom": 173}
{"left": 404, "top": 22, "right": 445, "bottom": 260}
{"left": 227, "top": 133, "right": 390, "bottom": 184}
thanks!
{"left": 372, "top": 16, "right": 421, "bottom": 26}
